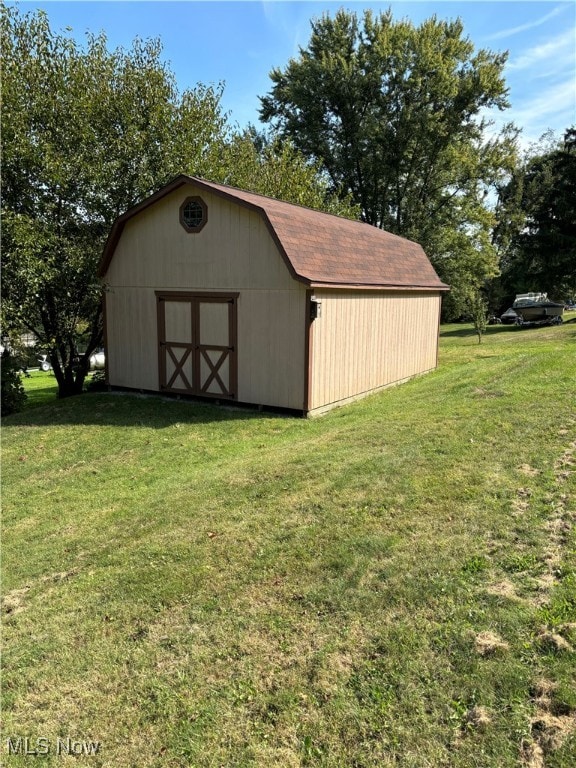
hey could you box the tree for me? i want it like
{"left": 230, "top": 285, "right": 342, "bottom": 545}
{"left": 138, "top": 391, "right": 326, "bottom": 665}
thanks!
{"left": 259, "top": 8, "right": 518, "bottom": 316}
{"left": 468, "top": 290, "right": 488, "bottom": 344}
{"left": 2, "top": 8, "right": 361, "bottom": 399}
{"left": 494, "top": 128, "right": 576, "bottom": 302}
{"left": 221, "top": 130, "right": 360, "bottom": 218}
{"left": 1, "top": 7, "right": 229, "bottom": 397}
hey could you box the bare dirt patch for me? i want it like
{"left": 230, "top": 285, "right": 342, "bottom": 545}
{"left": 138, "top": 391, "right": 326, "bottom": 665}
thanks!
{"left": 521, "top": 673, "right": 576, "bottom": 764}
{"left": 536, "top": 629, "right": 574, "bottom": 654}
{"left": 2, "top": 585, "right": 31, "bottom": 615}
{"left": 472, "top": 387, "right": 505, "bottom": 399}
{"left": 518, "top": 464, "right": 540, "bottom": 477}
{"left": 521, "top": 739, "right": 544, "bottom": 768}
{"left": 474, "top": 631, "right": 509, "bottom": 656}
{"left": 554, "top": 440, "right": 576, "bottom": 482}
{"left": 512, "top": 486, "right": 533, "bottom": 515}
{"left": 466, "top": 705, "right": 492, "bottom": 731}
{"left": 40, "top": 569, "right": 77, "bottom": 583}
{"left": 485, "top": 579, "right": 521, "bottom": 601}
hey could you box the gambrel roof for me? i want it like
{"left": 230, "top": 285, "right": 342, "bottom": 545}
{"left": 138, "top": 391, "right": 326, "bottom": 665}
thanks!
{"left": 99, "top": 174, "right": 449, "bottom": 291}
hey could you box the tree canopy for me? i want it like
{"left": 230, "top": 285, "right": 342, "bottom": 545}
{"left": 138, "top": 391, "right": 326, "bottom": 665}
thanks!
{"left": 494, "top": 128, "right": 576, "bottom": 303}
{"left": 1, "top": 7, "right": 355, "bottom": 399}
{"left": 222, "top": 130, "right": 359, "bottom": 218}
{"left": 1, "top": 7, "right": 231, "bottom": 396}
{"left": 260, "top": 8, "right": 519, "bottom": 316}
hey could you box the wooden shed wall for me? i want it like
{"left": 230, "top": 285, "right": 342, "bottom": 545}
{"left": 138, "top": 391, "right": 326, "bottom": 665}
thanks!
{"left": 104, "top": 187, "right": 307, "bottom": 410}
{"left": 105, "top": 187, "right": 298, "bottom": 291}
{"left": 308, "top": 290, "right": 441, "bottom": 414}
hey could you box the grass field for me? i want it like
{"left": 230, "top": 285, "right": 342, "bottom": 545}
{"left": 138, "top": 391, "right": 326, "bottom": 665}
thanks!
{"left": 2, "top": 321, "right": 575, "bottom": 767}
{"left": 19, "top": 369, "right": 59, "bottom": 409}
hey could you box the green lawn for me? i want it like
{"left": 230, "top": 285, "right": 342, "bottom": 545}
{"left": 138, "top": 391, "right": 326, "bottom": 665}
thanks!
{"left": 20, "top": 369, "right": 59, "bottom": 409}
{"left": 2, "top": 322, "right": 575, "bottom": 767}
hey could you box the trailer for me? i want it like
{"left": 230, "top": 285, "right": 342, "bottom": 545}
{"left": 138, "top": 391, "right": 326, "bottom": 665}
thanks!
{"left": 514, "top": 314, "right": 563, "bottom": 328}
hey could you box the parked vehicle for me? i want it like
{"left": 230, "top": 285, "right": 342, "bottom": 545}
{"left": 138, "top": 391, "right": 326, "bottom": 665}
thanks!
{"left": 38, "top": 354, "right": 52, "bottom": 372}
{"left": 500, "top": 307, "right": 519, "bottom": 325}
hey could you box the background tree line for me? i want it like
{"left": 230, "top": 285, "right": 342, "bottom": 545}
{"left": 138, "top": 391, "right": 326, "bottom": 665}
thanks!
{"left": 494, "top": 128, "right": 576, "bottom": 306}
{"left": 2, "top": 6, "right": 574, "bottom": 405}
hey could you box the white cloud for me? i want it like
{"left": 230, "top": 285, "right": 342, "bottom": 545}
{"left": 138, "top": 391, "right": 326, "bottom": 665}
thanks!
{"left": 487, "top": 5, "right": 566, "bottom": 41}
{"left": 507, "top": 27, "right": 576, "bottom": 71}
{"left": 511, "top": 78, "right": 576, "bottom": 126}
{"left": 260, "top": 0, "right": 311, "bottom": 57}
{"left": 486, "top": 77, "right": 575, "bottom": 149}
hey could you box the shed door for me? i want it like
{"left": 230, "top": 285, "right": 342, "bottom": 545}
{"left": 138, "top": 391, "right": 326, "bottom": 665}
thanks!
{"left": 157, "top": 292, "right": 238, "bottom": 399}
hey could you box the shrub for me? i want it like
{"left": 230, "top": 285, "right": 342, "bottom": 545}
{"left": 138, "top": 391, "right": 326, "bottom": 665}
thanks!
{"left": 1, "top": 348, "right": 27, "bottom": 415}
{"left": 86, "top": 370, "right": 107, "bottom": 392}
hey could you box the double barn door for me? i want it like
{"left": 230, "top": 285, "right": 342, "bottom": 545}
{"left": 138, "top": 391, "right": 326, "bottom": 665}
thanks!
{"left": 156, "top": 292, "right": 238, "bottom": 400}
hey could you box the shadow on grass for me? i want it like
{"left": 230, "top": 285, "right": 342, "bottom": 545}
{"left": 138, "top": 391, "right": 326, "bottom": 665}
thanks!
{"left": 441, "top": 318, "right": 576, "bottom": 339}
{"left": 24, "top": 384, "right": 60, "bottom": 410}
{"left": 440, "top": 324, "right": 519, "bottom": 338}
{"left": 4, "top": 388, "right": 297, "bottom": 429}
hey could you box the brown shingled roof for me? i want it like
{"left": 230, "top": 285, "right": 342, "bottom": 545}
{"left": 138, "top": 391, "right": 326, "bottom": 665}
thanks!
{"left": 99, "top": 175, "right": 449, "bottom": 291}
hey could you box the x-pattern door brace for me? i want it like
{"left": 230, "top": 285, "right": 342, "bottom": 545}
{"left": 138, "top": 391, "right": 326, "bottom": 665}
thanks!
{"left": 165, "top": 344, "right": 193, "bottom": 390}
{"left": 156, "top": 292, "right": 238, "bottom": 400}
{"left": 199, "top": 347, "right": 229, "bottom": 395}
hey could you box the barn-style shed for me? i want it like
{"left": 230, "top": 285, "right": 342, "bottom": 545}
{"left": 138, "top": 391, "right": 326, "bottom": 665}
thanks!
{"left": 98, "top": 175, "right": 448, "bottom": 415}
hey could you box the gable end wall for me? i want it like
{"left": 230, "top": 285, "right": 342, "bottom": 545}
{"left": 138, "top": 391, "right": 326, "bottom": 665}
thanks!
{"left": 104, "top": 186, "right": 307, "bottom": 410}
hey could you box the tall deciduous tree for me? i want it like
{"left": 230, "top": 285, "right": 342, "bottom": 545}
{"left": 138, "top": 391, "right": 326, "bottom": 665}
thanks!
{"left": 2, "top": 8, "right": 360, "bottom": 398}
{"left": 494, "top": 128, "right": 576, "bottom": 302}
{"left": 1, "top": 7, "right": 229, "bottom": 397}
{"left": 259, "top": 9, "right": 518, "bottom": 316}
{"left": 223, "top": 130, "right": 360, "bottom": 218}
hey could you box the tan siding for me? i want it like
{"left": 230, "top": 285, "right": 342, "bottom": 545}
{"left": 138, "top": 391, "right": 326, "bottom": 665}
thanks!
{"left": 105, "top": 287, "right": 158, "bottom": 391}
{"left": 237, "top": 289, "right": 306, "bottom": 410}
{"left": 105, "top": 283, "right": 307, "bottom": 409}
{"left": 105, "top": 187, "right": 295, "bottom": 292}
{"left": 309, "top": 290, "right": 441, "bottom": 412}
{"left": 105, "top": 184, "right": 307, "bottom": 410}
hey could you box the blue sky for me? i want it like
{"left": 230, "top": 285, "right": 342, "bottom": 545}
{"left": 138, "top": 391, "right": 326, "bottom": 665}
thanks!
{"left": 13, "top": 1, "right": 576, "bottom": 149}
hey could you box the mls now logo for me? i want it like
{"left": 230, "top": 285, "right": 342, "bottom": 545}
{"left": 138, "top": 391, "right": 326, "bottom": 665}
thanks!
{"left": 6, "top": 737, "right": 101, "bottom": 756}
{"left": 6, "top": 738, "right": 50, "bottom": 756}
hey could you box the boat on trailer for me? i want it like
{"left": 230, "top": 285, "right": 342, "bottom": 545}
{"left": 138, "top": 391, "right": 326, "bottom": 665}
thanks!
{"left": 512, "top": 293, "right": 564, "bottom": 324}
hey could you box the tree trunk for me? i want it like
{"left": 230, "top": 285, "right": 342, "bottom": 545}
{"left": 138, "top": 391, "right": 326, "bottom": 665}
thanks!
{"left": 42, "top": 303, "right": 102, "bottom": 399}
{"left": 51, "top": 350, "right": 90, "bottom": 398}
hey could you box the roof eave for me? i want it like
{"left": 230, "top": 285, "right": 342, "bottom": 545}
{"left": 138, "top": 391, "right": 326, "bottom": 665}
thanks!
{"left": 307, "top": 281, "right": 450, "bottom": 292}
